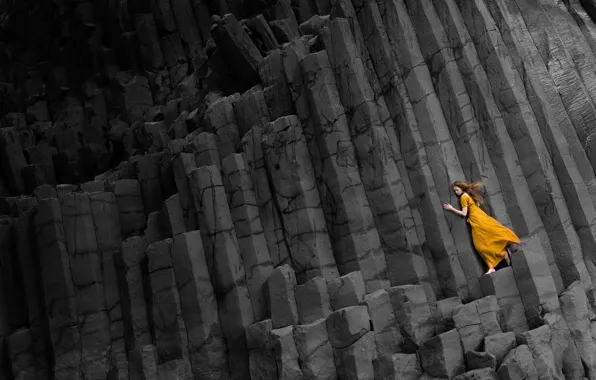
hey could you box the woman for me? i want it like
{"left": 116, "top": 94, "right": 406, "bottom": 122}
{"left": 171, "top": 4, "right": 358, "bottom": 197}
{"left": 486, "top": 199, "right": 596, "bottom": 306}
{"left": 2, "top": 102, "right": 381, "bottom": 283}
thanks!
{"left": 442, "top": 181, "right": 520, "bottom": 274}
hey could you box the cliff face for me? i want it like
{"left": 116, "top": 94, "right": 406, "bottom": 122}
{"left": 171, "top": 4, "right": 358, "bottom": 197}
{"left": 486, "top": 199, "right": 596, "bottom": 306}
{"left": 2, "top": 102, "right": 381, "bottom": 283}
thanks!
{"left": 2, "top": 0, "right": 596, "bottom": 379}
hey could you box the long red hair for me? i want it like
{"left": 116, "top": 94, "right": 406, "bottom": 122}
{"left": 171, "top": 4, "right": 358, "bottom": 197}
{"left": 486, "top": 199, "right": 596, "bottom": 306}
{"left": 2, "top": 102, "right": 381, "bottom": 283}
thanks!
{"left": 453, "top": 181, "right": 484, "bottom": 205}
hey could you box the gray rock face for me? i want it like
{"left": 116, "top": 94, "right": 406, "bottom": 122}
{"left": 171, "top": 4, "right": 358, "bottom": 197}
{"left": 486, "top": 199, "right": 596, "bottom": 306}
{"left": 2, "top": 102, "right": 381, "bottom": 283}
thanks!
{"left": 6, "top": 0, "right": 596, "bottom": 378}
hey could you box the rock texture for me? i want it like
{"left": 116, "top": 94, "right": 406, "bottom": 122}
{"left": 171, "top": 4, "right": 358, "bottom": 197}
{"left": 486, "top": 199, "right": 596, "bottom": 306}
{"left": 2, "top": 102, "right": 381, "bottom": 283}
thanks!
{"left": 4, "top": 0, "right": 596, "bottom": 379}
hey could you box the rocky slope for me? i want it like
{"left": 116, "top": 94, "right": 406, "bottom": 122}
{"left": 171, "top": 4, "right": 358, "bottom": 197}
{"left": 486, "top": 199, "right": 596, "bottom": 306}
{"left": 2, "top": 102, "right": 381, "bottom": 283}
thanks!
{"left": 2, "top": 0, "right": 596, "bottom": 379}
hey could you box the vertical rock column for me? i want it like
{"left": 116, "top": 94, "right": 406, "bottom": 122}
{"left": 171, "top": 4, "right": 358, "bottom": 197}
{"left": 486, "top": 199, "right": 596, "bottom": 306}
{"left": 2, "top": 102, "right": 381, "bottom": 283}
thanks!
{"left": 326, "top": 306, "right": 377, "bottom": 379}
{"left": 222, "top": 153, "right": 274, "bottom": 321}
{"left": 431, "top": 0, "right": 563, "bottom": 292}
{"left": 242, "top": 126, "right": 290, "bottom": 268}
{"left": 297, "top": 50, "right": 389, "bottom": 292}
{"left": 89, "top": 191, "right": 126, "bottom": 374}
{"left": 61, "top": 192, "right": 110, "bottom": 379}
{"left": 171, "top": 231, "right": 229, "bottom": 380}
{"left": 114, "top": 179, "right": 147, "bottom": 238}
{"left": 0, "top": 127, "right": 27, "bottom": 194}
{"left": 35, "top": 198, "right": 81, "bottom": 378}
{"left": 356, "top": 0, "right": 469, "bottom": 300}
{"left": 261, "top": 116, "right": 339, "bottom": 283}
{"left": 14, "top": 209, "right": 51, "bottom": 378}
{"left": 320, "top": 17, "right": 434, "bottom": 298}
{"left": 191, "top": 165, "right": 255, "bottom": 380}
{"left": 257, "top": 49, "right": 294, "bottom": 120}
{"left": 333, "top": 0, "right": 433, "bottom": 285}
{"left": 117, "top": 236, "right": 151, "bottom": 377}
{"left": 172, "top": 152, "right": 198, "bottom": 232}
{"left": 203, "top": 96, "right": 241, "bottom": 161}
{"left": 362, "top": 290, "right": 404, "bottom": 378}
{"left": 233, "top": 85, "right": 272, "bottom": 137}
{"left": 559, "top": 281, "right": 596, "bottom": 378}
{"left": 145, "top": 239, "right": 192, "bottom": 377}
{"left": 134, "top": 153, "right": 165, "bottom": 215}
{"left": 479, "top": 268, "right": 529, "bottom": 335}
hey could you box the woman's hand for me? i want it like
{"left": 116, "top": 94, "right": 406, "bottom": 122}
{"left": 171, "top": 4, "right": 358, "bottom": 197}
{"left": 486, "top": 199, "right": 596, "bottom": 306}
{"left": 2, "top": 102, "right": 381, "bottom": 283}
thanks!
{"left": 442, "top": 203, "right": 453, "bottom": 211}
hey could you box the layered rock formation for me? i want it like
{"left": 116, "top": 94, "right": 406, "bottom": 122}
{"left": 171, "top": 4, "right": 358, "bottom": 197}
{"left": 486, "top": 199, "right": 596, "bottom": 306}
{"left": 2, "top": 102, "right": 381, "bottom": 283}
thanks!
{"left": 3, "top": 0, "right": 596, "bottom": 379}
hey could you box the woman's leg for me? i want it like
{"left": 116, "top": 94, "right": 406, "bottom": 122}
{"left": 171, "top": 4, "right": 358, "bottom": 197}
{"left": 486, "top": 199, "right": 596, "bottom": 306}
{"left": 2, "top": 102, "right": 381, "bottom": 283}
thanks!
{"left": 504, "top": 250, "right": 510, "bottom": 266}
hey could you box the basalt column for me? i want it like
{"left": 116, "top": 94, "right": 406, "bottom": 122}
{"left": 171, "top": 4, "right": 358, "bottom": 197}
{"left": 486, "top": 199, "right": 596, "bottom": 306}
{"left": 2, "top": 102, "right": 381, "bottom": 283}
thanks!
{"left": 296, "top": 50, "right": 389, "bottom": 293}
{"left": 262, "top": 115, "right": 340, "bottom": 284}
{"left": 319, "top": 18, "right": 434, "bottom": 299}
{"left": 359, "top": 0, "right": 469, "bottom": 300}
{"left": 191, "top": 165, "right": 254, "bottom": 380}
{"left": 35, "top": 198, "right": 80, "bottom": 378}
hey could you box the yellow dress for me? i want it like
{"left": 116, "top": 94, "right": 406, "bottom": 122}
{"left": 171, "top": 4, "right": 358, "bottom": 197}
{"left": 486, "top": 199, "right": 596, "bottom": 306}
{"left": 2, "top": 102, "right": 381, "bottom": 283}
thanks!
{"left": 460, "top": 193, "right": 521, "bottom": 269}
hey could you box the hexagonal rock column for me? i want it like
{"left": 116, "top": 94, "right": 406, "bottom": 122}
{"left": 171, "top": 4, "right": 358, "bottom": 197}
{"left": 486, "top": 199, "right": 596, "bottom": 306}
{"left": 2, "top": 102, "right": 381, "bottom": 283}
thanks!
{"left": 14, "top": 209, "right": 49, "bottom": 378}
{"left": 327, "top": 306, "right": 376, "bottom": 380}
{"left": 327, "top": 272, "right": 365, "bottom": 312}
{"left": 267, "top": 265, "right": 299, "bottom": 329}
{"left": 171, "top": 231, "right": 229, "bottom": 380}
{"left": 203, "top": 96, "right": 241, "bottom": 161}
{"left": 295, "top": 277, "right": 332, "bottom": 325}
{"left": 35, "top": 198, "right": 81, "bottom": 378}
{"left": 484, "top": 332, "right": 516, "bottom": 367}
{"left": 89, "top": 191, "right": 126, "bottom": 369}
{"left": 354, "top": 0, "right": 470, "bottom": 300}
{"left": 296, "top": 50, "right": 389, "bottom": 293}
{"left": 510, "top": 248, "right": 561, "bottom": 328}
{"left": 294, "top": 318, "right": 336, "bottom": 379}
{"left": 247, "top": 319, "right": 277, "bottom": 380}
{"left": 496, "top": 344, "right": 538, "bottom": 380}
{"left": 161, "top": 194, "right": 187, "bottom": 237}
{"left": 233, "top": 85, "right": 272, "bottom": 136}
{"left": 192, "top": 165, "right": 254, "bottom": 380}
{"left": 116, "top": 236, "right": 151, "bottom": 375}
{"left": 362, "top": 290, "right": 404, "bottom": 379}
{"left": 261, "top": 116, "right": 339, "bottom": 283}
{"left": 388, "top": 285, "right": 434, "bottom": 351}
{"left": 270, "top": 326, "right": 303, "bottom": 379}
{"left": 0, "top": 127, "right": 27, "bottom": 194}
{"left": 559, "top": 281, "right": 596, "bottom": 378}
{"left": 145, "top": 239, "right": 192, "bottom": 378}
{"left": 320, "top": 17, "right": 433, "bottom": 297}
{"left": 333, "top": 0, "right": 432, "bottom": 264}
{"left": 114, "top": 179, "right": 146, "bottom": 238}
{"left": 61, "top": 192, "right": 110, "bottom": 379}
{"left": 418, "top": 329, "right": 465, "bottom": 379}
{"left": 452, "top": 296, "right": 502, "bottom": 353}
{"left": 171, "top": 152, "right": 198, "bottom": 232}
{"left": 480, "top": 267, "right": 528, "bottom": 335}
{"left": 132, "top": 153, "right": 165, "bottom": 215}
{"left": 242, "top": 126, "right": 290, "bottom": 269}
{"left": 222, "top": 153, "right": 274, "bottom": 321}
{"left": 192, "top": 132, "right": 222, "bottom": 170}
{"left": 258, "top": 49, "right": 294, "bottom": 120}
{"left": 518, "top": 325, "right": 560, "bottom": 380}
{"left": 430, "top": 297, "right": 462, "bottom": 335}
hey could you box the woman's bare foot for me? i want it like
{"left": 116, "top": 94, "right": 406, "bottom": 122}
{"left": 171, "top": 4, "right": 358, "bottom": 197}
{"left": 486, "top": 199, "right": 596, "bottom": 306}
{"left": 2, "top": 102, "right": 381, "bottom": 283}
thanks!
{"left": 486, "top": 268, "right": 496, "bottom": 275}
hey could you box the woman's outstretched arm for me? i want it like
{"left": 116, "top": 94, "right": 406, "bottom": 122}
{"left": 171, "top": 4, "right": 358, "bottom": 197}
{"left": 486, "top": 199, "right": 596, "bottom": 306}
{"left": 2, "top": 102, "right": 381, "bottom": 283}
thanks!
{"left": 442, "top": 203, "right": 468, "bottom": 217}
